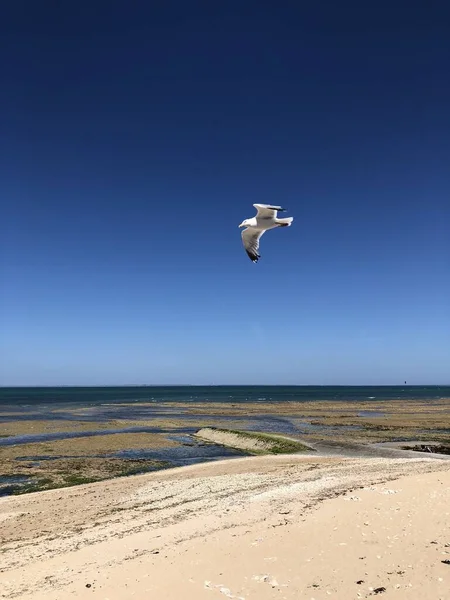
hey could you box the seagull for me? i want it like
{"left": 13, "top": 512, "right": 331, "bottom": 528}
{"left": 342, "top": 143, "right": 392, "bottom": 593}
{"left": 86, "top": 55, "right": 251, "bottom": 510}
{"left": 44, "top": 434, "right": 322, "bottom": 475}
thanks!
{"left": 238, "top": 204, "right": 294, "bottom": 263}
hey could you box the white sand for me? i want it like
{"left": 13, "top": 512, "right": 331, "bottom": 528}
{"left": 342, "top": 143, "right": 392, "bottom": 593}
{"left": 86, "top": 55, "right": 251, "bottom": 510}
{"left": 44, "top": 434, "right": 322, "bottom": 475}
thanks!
{"left": 1, "top": 454, "right": 449, "bottom": 599}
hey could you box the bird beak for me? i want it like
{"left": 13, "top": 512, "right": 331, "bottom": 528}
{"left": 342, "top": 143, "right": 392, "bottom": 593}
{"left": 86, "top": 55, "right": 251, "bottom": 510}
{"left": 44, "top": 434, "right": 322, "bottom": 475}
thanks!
{"left": 238, "top": 223, "right": 244, "bottom": 228}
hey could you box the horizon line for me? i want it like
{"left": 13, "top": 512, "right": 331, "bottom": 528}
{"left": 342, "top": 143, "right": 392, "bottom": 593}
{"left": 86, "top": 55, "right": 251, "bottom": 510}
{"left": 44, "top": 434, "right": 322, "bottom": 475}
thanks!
{"left": 1, "top": 383, "right": 449, "bottom": 389}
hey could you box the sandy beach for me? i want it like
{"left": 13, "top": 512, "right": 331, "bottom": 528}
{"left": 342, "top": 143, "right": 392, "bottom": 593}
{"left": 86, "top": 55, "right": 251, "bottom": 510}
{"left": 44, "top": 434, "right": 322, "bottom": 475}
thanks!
{"left": 1, "top": 453, "right": 449, "bottom": 599}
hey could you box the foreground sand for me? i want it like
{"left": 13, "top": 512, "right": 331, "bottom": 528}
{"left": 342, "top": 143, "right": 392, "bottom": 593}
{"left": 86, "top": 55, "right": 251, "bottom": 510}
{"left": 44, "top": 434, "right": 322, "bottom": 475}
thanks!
{"left": 1, "top": 454, "right": 450, "bottom": 599}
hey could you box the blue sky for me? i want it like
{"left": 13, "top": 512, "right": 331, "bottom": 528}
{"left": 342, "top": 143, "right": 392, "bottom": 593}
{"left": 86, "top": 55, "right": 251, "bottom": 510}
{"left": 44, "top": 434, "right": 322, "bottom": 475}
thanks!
{"left": 1, "top": 1, "right": 449, "bottom": 385}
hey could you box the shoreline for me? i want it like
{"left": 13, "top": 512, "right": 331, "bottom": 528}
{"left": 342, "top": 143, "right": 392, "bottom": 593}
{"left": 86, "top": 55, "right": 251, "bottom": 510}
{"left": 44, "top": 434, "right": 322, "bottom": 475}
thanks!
{"left": 1, "top": 453, "right": 449, "bottom": 598}
{"left": 1, "top": 397, "right": 449, "bottom": 496}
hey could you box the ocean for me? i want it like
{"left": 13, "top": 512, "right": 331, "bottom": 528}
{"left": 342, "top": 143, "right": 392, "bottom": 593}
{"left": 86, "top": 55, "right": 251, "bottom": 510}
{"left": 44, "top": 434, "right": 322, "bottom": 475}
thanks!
{"left": 1, "top": 385, "right": 449, "bottom": 409}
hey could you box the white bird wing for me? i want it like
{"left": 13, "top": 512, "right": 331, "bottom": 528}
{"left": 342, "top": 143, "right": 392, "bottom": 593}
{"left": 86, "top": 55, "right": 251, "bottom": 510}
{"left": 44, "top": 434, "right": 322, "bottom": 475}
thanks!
{"left": 253, "top": 203, "right": 285, "bottom": 219}
{"left": 241, "top": 227, "right": 265, "bottom": 263}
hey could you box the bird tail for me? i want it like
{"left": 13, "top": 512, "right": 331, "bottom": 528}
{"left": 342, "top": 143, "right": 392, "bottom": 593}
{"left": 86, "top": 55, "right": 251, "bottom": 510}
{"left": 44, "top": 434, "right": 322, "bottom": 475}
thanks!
{"left": 277, "top": 217, "right": 293, "bottom": 227}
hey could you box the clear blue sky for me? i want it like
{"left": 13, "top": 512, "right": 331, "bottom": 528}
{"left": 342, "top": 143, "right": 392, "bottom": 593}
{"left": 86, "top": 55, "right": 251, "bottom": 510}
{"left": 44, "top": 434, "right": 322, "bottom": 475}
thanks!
{"left": 1, "top": 1, "right": 449, "bottom": 386}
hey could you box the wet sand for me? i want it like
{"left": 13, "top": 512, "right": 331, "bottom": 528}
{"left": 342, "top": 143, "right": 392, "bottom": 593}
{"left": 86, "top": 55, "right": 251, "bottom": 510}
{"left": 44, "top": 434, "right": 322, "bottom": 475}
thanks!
{"left": 1, "top": 432, "right": 176, "bottom": 458}
{"left": 1, "top": 454, "right": 449, "bottom": 599}
{"left": 3, "top": 398, "right": 450, "bottom": 439}
{"left": 0, "top": 420, "right": 124, "bottom": 436}
{"left": 1, "top": 399, "right": 449, "bottom": 494}
{"left": 176, "top": 398, "right": 450, "bottom": 442}
{"left": 0, "top": 433, "right": 178, "bottom": 490}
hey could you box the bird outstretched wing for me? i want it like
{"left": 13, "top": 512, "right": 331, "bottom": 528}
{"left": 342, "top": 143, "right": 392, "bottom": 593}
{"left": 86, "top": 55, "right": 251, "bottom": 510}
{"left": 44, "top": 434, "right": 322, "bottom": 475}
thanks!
{"left": 253, "top": 203, "right": 286, "bottom": 219}
{"left": 241, "top": 227, "right": 265, "bottom": 262}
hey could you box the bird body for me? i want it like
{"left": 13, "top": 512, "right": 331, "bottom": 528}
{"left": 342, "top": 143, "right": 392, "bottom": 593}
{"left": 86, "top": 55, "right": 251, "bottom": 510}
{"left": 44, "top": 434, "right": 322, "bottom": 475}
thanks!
{"left": 238, "top": 204, "right": 293, "bottom": 262}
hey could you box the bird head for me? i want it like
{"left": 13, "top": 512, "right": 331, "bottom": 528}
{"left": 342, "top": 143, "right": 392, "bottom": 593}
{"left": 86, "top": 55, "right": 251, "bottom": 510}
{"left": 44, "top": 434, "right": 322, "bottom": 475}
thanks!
{"left": 238, "top": 219, "right": 250, "bottom": 228}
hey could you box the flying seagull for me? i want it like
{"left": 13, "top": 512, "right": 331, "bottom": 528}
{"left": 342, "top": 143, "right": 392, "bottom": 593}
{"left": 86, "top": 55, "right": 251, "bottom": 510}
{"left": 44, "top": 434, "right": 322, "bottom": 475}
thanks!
{"left": 238, "top": 204, "right": 293, "bottom": 263}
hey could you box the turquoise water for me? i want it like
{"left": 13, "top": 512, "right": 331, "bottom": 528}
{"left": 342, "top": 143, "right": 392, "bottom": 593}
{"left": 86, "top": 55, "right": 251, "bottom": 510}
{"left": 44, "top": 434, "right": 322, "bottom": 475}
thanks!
{"left": 1, "top": 385, "right": 449, "bottom": 407}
